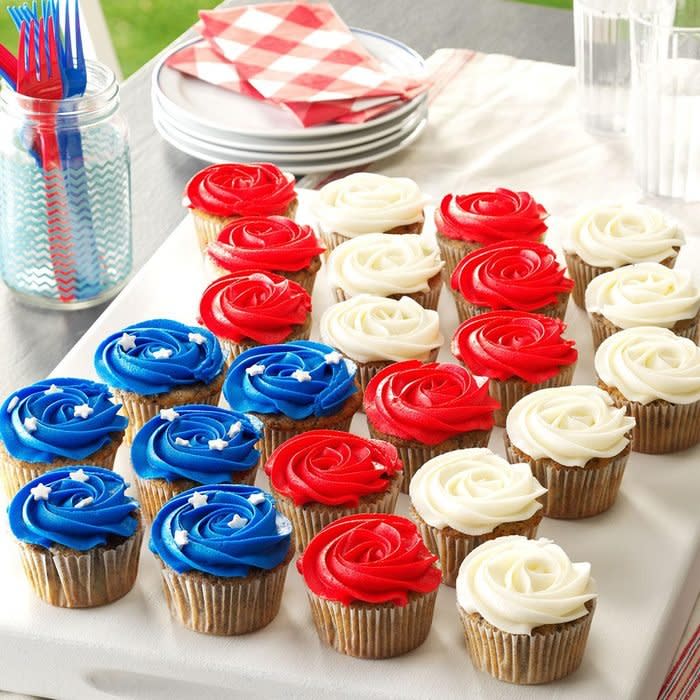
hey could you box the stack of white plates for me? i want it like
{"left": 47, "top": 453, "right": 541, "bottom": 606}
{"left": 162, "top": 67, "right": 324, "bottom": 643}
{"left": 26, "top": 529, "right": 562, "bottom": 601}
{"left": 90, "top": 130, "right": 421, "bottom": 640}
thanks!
{"left": 151, "top": 28, "right": 429, "bottom": 174}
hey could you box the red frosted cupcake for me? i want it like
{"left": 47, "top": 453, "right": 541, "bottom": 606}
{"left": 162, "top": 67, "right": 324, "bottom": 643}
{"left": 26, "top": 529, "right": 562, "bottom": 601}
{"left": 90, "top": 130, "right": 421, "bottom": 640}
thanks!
{"left": 264, "top": 430, "right": 403, "bottom": 552}
{"left": 364, "top": 360, "right": 499, "bottom": 492}
{"left": 452, "top": 311, "right": 578, "bottom": 427}
{"left": 206, "top": 216, "right": 324, "bottom": 295}
{"left": 199, "top": 270, "right": 311, "bottom": 362}
{"left": 450, "top": 240, "right": 574, "bottom": 322}
{"left": 184, "top": 163, "right": 298, "bottom": 251}
{"left": 435, "top": 189, "right": 548, "bottom": 278}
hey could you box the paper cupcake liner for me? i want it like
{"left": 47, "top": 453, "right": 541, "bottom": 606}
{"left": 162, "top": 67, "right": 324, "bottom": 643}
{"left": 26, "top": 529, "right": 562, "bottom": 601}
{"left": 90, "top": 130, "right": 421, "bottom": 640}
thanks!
{"left": 436, "top": 234, "right": 480, "bottom": 282}
{"left": 306, "top": 587, "right": 438, "bottom": 659}
{"left": 458, "top": 601, "right": 596, "bottom": 684}
{"left": 321, "top": 219, "right": 424, "bottom": 257}
{"left": 158, "top": 556, "right": 291, "bottom": 635}
{"left": 332, "top": 278, "right": 443, "bottom": 312}
{"left": 589, "top": 312, "right": 698, "bottom": 350}
{"left": 17, "top": 522, "right": 143, "bottom": 608}
{"left": 453, "top": 293, "right": 570, "bottom": 324}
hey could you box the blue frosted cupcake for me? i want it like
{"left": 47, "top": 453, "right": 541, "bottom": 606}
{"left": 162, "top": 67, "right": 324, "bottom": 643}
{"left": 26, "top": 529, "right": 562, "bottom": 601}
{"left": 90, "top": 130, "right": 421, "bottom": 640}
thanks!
{"left": 131, "top": 404, "right": 263, "bottom": 520}
{"left": 94, "top": 318, "right": 225, "bottom": 443}
{"left": 0, "top": 377, "right": 128, "bottom": 499}
{"left": 8, "top": 466, "right": 142, "bottom": 607}
{"left": 150, "top": 483, "right": 292, "bottom": 635}
{"left": 223, "top": 340, "right": 362, "bottom": 463}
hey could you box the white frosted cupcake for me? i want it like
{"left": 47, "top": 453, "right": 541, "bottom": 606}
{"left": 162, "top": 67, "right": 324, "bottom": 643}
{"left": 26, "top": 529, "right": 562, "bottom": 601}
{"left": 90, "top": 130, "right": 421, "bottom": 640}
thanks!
{"left": 320, "top": 294, "right": 443, "bottom": 392}
{"left": 408, "top": 448, "right": 546, "bottom": 586}
{"left": 585, "top": 262, "right": 699, "bottom": 348}
{"left": 505, "top": 386, "right": 635, "bottom": 518}
{"left": 312, "top": 172, "right": 428, "bottom": 252}
{"left": 327, "top": 233, "right": 444, "bottom": 309}
{"left": 563, "top": 203, "right": 684, "bottom": 308}
{"left": 456, "top": 536, "right": 597, "bottom": 685}
{"left": 595, "top": 327, "right": 700, "bottom": 453}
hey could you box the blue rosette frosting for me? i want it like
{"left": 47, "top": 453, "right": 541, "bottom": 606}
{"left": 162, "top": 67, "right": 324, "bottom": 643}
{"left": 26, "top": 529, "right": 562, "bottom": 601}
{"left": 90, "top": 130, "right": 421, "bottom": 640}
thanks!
{"left": 149, "top": 484, "right": 292, "bottom": 577}
{"left": 0, "top": 377, "right": 127, "bottom": 463}
{"left": 223, "top": 340, "right": 358, "bottom": 420}
{"left": 131, "top": 404, "right": 262, "bottom": 484}
{"left": 94, "top": 318, "right": 224, "bottom": 396}
{"left": 8, "top": 466, "right": 139, "bottom": 551}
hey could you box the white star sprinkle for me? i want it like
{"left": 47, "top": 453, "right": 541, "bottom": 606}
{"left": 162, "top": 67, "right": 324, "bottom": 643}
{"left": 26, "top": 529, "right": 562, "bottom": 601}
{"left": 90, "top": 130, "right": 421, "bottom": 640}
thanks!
{"left": 44, "top": 384, "right": 63, "bottom": 395}
{"left": 73, "top": 403, "right": 94, "bottom": 419}
{"left": 245, "top": 363, "right": 265, "bottom": 377}
{"left": 324, "top": 350, "right": 343, "bottom": 365}
{"left": 372, "top": 461, "right": 386, "bottom": 471}
{"left": 152, "top": 348, "right": 173, "bottom": 360}
{"left": 23, "top": 416, "right": 38, "bottom": 432}
{"left": 188, "top": 332, "right": 206, "bottom": 345}
{"left": 160, "top": 408, "right": 180, "bottom": 422}
{"left": 248, "top": 492, "right": 265, "bottom": 506}
{"left": 227, "top": 421, "right": 242, "bottom": 438}
{"left": 74, "top": 496, "right": 94, "bottom": 509}
{"left": 276, "top": 514, "right": 292, "bottom": 536}
{"left": 227, "top": 514, "right": 248, "bottom": 529}
{"left": 118, "top": 333, "right": 137, "bottom": 351}
{"left": 208, "top": 438, "right": 228, "bottom": 451}
{"left": 69, "top": 468, "right": 89, "bottom": 483}
{"left": 344, "top": 358, "right": 358, "bottom": 376}
{"left": 30, "top": 483, "right": 51, "bottom": 501}
{"left": 6, "top": 396, "right": 18, "bottom": 412}
{"left": 175, "top": 437, "right": 190, "bottom": 447}
{"left": 291, "top": 369, "right": 312, "bottom": 383}
{"left": 187, "top": 491, "right": 208, "bottom": 509}
{"left": 174, "top": 529, "right": 189, "bottom": 548}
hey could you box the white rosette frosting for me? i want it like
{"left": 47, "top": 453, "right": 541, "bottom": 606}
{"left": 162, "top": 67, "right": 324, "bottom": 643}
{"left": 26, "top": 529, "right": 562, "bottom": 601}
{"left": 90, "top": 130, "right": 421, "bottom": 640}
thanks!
{"left": 312, "top": 172, "right": 428, "bottom": 237}
{"left": 506, "top": 385, "right": 635, "bottom": 467}
{"left": 564, "top": 203, "right": 684, "bottom": 267}
{"left": 595, "top": 326, "right": 700, "bottom": 405}
{"left": 586, "top": 262, "right": 700, "bottom": 329}
{"left": 319, "top": 294, "right": 443, "bottom": 363}
{"left": 327, "top": 233, "right": 444, "bottom": 297}
{"left": 409, "top": 448, "right": 546, "bottom": 536}
{"left": 456, "top": 535, "right": 597, "bottom": 635}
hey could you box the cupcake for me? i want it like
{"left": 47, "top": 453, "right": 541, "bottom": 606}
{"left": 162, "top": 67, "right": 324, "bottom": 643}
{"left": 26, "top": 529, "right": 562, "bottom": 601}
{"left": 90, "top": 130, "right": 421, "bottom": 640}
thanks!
{"left": 409, "top": 448, "right": 546, "bottom": 587}
{"left": 585, "top": 262, "right": 700, "bottom": 349}
{"left": 364, "top": 360, "right": 499, "bottom": 493}
{"left": 505, "top": 385, "right": 635, "bottom": 518}
{"left": 452, "top": 311, "right": 578, "bottom": 426}
{"left": 205, "top": 216, "right": 324, "bottom": 295}
{"left": 131, "top": 404, "right": 263, "bottom": 521}
{"left": 297, "top": 513, "right": 441, "bottom": 658}
{"left": 264, "top": 429, "right": 403, "bottom": 552}
{"left": 150, "top": 483, "right": 292, "bottom": 635}
{"left": 94, "top": 319, "right": 225, "bottom": 443}
{"left": 199, "top": 271, "right": 312, "bottom": 362}
{"left": 320, "top": 294, "right": 443, "bottom": 392}
{"left": 327, "top": 233, "right": 444, "bottom": 309}
{"left": 8, "top": 466, "right": 142, "bottom": 607}
{"left": 223, "top": 340, "right": 362, "bottom": 464}
{"left": 450, "top": 240, "right": 574, "bottom": 322}
{"left": 312, "top": 172, "right": 428, "bottom": 253}
{"left": 456, "top": 536, "right": 597, "bottom": 684}
{"left": 563, "top": 202, "right": 684, "bottom": 309}
{"left": 595, "top": 327, "right": 700, "bottom": 453}
{"left": 0, "top": 378, "right": 127, "bottom": 499}
{"left": 435, "top": 189, "right": 548, "bottom": 278}
{"left": 184, "top": 163, "right": 297, "bottom": 252}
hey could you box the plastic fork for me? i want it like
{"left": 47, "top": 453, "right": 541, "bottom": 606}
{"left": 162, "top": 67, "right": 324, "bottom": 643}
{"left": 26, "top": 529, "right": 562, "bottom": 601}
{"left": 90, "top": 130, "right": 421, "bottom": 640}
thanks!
{"left": 0, "top": 43, "right": 18, "bottom": 89}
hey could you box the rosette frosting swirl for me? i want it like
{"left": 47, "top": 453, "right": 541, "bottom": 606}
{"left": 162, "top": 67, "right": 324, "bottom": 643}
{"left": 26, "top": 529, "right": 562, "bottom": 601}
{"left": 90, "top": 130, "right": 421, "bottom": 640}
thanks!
{"left": 451, "top": 241, "right": 574, "bottom": 311}
{"left": 8, "top": 466, "right": 139, "bottom": 551}
{"left": 435, "top": 189, "right": 548, "bottom": 244}
{"left": 451, "top": 311, "right": 577, "bottom": 383}
{"left": 199, "top": 271, "right": 311, "bottom": 344}
{"left": 131, "top": 404, "right": 262, "bottom": 483}
{"left": 456, "top": 536, "right": 597, "bottom": 635}
{"left": 320, "top": 294, "right": 443, "bottom": 363}
{"left": 506, "top": 385, "right": 635, "bottom": 467}
{"left": 149, "top": 484, "right": 291, "bottom": 577}
{"left": 223, "top": 340, "right": 358, "bottom": 420}
{"left": 364, "top": 361, "right": 499, "bottom": 444}
{"left": 0, "top": 377, "right": 127, "bottom": 462}
{"left": 595, "top": 327, "right": 700, "bottom": 405}
{"left": 185, "top": 163, "right": 296, "bottom": 218}
{"left": 94, "top": 318, "right": 224, "bottom": 396}
{"left": 296, "top": 513, "right": 441, "bottom": 605}
{"left": 264, "top": 430, "right": 403, "bottom": 507}
{"left": 409, "top": 449, "right": 546, "bottom": 535}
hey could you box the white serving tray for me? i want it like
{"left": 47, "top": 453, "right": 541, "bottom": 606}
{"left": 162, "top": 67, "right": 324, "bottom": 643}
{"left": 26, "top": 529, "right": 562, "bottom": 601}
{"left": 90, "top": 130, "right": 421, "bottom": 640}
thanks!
{"left": 0, "top": 193, "right": 698, "bottom": 700}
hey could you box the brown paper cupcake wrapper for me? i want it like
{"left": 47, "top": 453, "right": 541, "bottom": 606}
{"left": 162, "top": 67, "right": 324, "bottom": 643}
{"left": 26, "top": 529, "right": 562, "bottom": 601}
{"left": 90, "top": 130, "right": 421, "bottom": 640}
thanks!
{"left": 320, "top": 218, "right": 424, "bottom": 257}
{"left": 589, "top": 312, "right": 698, "bottom": 350}
{"left": 436, "top": 234, "right": 480, "bottom": 282}
{"left": 332, "top": 279, "right": 442, "bottom": 312}
{"left": 458, "top": 601, "right": 596, "bottom": 684}
{"left": 453, "top": 293, "right": 570, "bottom": 324}
{"left": 306, "top": 587, "right": 438, "bottom": 658}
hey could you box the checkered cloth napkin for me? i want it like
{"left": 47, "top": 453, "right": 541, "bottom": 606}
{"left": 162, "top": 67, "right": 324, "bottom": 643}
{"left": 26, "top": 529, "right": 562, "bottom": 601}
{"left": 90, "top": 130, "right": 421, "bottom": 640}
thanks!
{"left": 166, "top": 2, "right": 428, "bottom": 126}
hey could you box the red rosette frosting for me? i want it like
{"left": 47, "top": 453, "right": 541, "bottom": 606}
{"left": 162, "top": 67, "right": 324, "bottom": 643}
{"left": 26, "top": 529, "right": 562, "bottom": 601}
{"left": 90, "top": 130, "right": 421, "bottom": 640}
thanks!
{"left": 296, "top": 513, "right": 441, "bottom": 606}
{"left": 185, "top": 163, "right": 296, "bottom": 218}
{"left": 363, "top": 360, "right": 498, "bottom": 445}
{"left": 264, "top": 430, "right": 402, "bottom": 507}
{"left": 199, "top": 270, "right": 311, "bottom": 344}
{"left": 207, "top": 216, "right": 325, "bottom": 274}
{"left": 451, "top": 240, "right": 574, "bottom": 311}
{"left": 452, "top": 311, "right": 578, "bottom": 383}
{"left": 434, "top": 189, "right": 548, "bottom": 244}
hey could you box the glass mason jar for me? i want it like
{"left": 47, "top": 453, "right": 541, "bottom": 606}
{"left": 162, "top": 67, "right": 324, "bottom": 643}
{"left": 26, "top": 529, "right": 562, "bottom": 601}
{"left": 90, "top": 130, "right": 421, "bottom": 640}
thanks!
{"left": 0, "top": 61, "right": 132, "bottom": 309}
